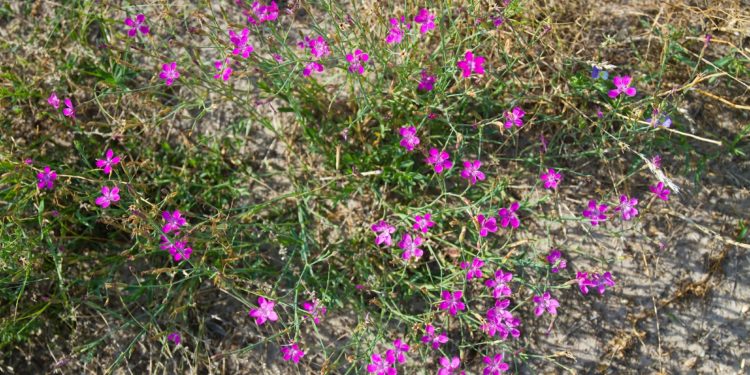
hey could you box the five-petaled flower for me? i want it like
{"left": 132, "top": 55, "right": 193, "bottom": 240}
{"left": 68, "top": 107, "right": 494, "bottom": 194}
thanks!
{"left": 37, "top": 166, "right": 57, "bottom": 190}
{"left": 303, "top": 62, "right": 325, "bottom": 77}
{"left": 398, "top": 233, "right": 424, "bottom": 261}
{"left": 485, "top": 269, "right": 513, "bottom": 298}
{"left": 498, "top": 202, "right": 521, "bottom": 228}
{"left": 649, "top": 182, "right": 670, "bottom": 201}
{"left": 592, "top": 272, "right": 615, "bottom": 295}
{"left": 576, "top": 272, "right": 596, "bottom": 295}
{"left": 503, "top": 107, "right": 525, "bottom": 128}
{"left": 95, "top": 185, "right": 120, "bottom": 208}
{"left": 95, "top": 149, "right": 121, "bottom": 175}
{"left": 229, "top": 28, "right": 254, "bottom": 58}
{"left": 371, "top": 220, "right": 396, "bottom": 247}
{"left": 366, "top": 352, "right": 396, "bottom": 375}
{"left": 460, "top": 160, "right": 485, "bottom": 185}
{"left": 546, "top": 249, "right": 567, "bottom": 273}
{"left": 608, "top": 75, "right": 637, "bottom": 98}
{"left": 614, "top": 194, "right": 639, "bottom": 221}
{"left": 413, "top": 213, "right": 435, "bottom": 233}
{"left": 483, "top": 353, "right": 510, "bottom": 375}
{"left": 438, "top": 356, "right": 462, "bottom": 375}
{"left": 346, "top": 49, "right": 369, "bottom": 74}
{"left": 124, "top": 14, "right": 149, "bottom": 37}
{"left": 63, "top": 98, "right": 75, "bottom": 118}
{"left": 214, "top": 59, "right": 233, "bottom": 81}
{"left": 249, "top": 296, "right": 278, "bottom": 325}
{"left": 476, "top": 214, "right": 498, "bottom": 237}
{"left": 456, "top": 51, "right": 485, "bottom": 78}
{"left": 582, "top": 199, "right": 608, "bottom": 226}
{"left": 421, "top": 324, "right": 449, "bottom": 349}
{"left": 299, "top": 35, "right": 330, "bottom": 59}
{"left": 48, "top": 92, "right": 60, "bottom": 109}
{"left": 248, "top": 1, "right": 279, "bottom": 25}
{"left": 439, "top": 290, "right": 465, "bottom": 316}
{"left": 159, "top": 236, "right": 193, "bottom": 261}
{"left": 425, "top": 148, "right": 453, "bottom": 174}
{"left": 418, "top": 69, "right": 436, "bottom": 91}
{"left": 302, "top": 298, "right": 327, "bottom": 324}
{"left": 532, "top": 292, "right": 559, "bottom": 316}
{"left": 540, "top": 168, "right": 562, "bottom": 189}
{"left": 387, "top": 339, "right": 409, "bottom": 364}
{"left": 167, "top": 331, "right": 181, "bottom": 345}
{"left": 414, "top": 8, "right": 436, "bottom": 34}
{"left": 481, "top": 299, "right": 521, "bottom": 340}
{"left": 159, "top": 62, "right": 180, "bottom": 86}
{"left": 386, "top": 17, "right": 409, "bottom": 45}
{"left": 460, "top": 257, "right": 484, "bottom": 280}
{"left": 162, "top": 210, "right": 187, "bottom": 233}
{"left": 399, "top": 126, "right": 420, "bottom": 151}
{"left": 280, "top": 342, "right": 305, "bottom": 363}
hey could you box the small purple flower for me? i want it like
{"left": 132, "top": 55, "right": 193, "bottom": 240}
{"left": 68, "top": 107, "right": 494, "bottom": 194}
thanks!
{"left": 386, "top": 17, "right": 409, "bottom": 45}
{"left": 248, "top": 1, "right": 279, "bottom": 25}
{"left": 481, "top": 299, "right": 521, "bottom": 340}
{"left": 346, "top": 49, "right": 369, "bottom": 74}
{"left": 124, "top": 14, "right": 149, "bottom": 37}
{"left": 476, "top": 214, "right": 497, "bottom": 237}
{"left": 371, "top": 220, "right": 396, "bottom": 247}
{"left": 249, "top": 296, "right": 278, "bottom": 325}
{"left": 162, "top": 210, "right": 187, "bottom": 234}
{"left": 546, "top": 249, "right": 567, "bottom": 273}
{"left": 413, "top": 213, "right": 435, "bottom": 233}
{"left": 418, "top": 69, "right": 436, "bottom": 91}
{"left": 229, "top": 28, "right": 254, "bottom": 58}
{"left": 213, "top": 59, "right": 233, "bottom": 81}
{"left": 539, "top": 168, "right": 561, "bottom": 189}
{"left": 62, "top": 98, "right": 75, "bottom": 118}
{"left": 485, "top": 269, "right": 513, "bottom": 298}
{"left": 398, "top": 233, "right": 424, "bottom": 261}
{"left": 532, "top": 292, "right": 559, "bottom": 316}
{"left": 592, "top": 272, "right": 615, "bottom": 295}
{"left": 388, "top": 339, "right": 409, "bottom": 364}
{"left": 647, "top": 110, "right": 672, "bottom": 128}
{"left": 366, "top": 353, "right": 396, "bottom": 375}
{"left": 421, "top": 324, "right": 449, "bottom": 349}
{"left": 456, "top": 51, "right": 485, "bottom": 78}
{"left": 159, "top": 236, "right": 192, "bottom": 261}
{"left": 439, "top": 290, "right": 465, "bottom": 316}
{"left": 302, "top": 61, "right": 324, "bottom": 77}
{"left": 591, "top": 66, "right": 609, "bottom": 80}
{"left": 425, "top": 148, "right": 453, "bottom": 174}
{"left": 497, "top": 202, "right": 520, "bottom": 229}
{"left": 414, "top": 8, "right": 436, "bottom": 34}
{"left": 167, "top": 331, "right": 181, "bottom": 345}
{"left": 503, "top": 107, "right": 525, "bottom": 128}
{"left": 608, "top": 75, "right": 637, "bottom": 98}
{"left": 48, "top": 92, "right": 60, "bottom": 109}
{"left": 582, "top": 199, "right": 608, "bottom": 226}
{"left": 492, "top": 16, "right": 504, "bottom": 28}
{"left": 704, "top": 34, "right": 712, "bottom": 47}
{"left": 95, "top": 149, "right": 120, "bottom": 175}
{"left": 651, "top": 155, "right": 662, "bottom": 169}
{"left": 95, "top": 185, "right": 120, "bottom": 208}
{"left": 438, "top": 356, "right": 462, "bottom": 375}
{"left": 280, "top": 342, "right": 305, "bottom": 363}
{"left": 649, "top": 182, "right": 670, "bottom": 201}
{"left": 614, "top": 194, "right": 639, "bottom": 221}
{"left": 460, "top": 257, "right": 484, "bottom": 280}
{"left": 483, "top": 353, "right": 510, "bottom": 375}
{"left": 302, "top": 298, "right": 327, "bottom": 324}
{"left": 576, "top": 272, "right": 595, "bottom": 295}
{"left": 159, "top": 62, "right": 180, "bottom": 86}
{"left": 460, "top": 160, "right": 485, "bottom": 185}
{"left": 299, "top": 35, "right": 330, "bottom": 59}
{"left": 37, "top": 166, "right": 57, "bottom": 190}
{"left": 399, "top": 126, "right": 420, "bottom": 151}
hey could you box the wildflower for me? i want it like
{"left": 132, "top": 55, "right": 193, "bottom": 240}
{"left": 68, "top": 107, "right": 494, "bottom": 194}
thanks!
{"left": 476, "top": 214, "right": 497, "bottom": 237}
{"left": 124, "top": 14, "right": 149, "bottom": 37}
{"left": 95, "top": 185, "right": 120, "bottom": 208}
{"left": 413, "top": 213, "right": 435, "bottom": 233}
{"left": 503, "top": 107, "right": 525, "bottom": 128}
{"left": 418, "top": 69, "right": 436, "bottom": 91}
{"left": 398, "top": 233, "right": 424, "bottom": 261}
{"left": 591, "top": 66, "right": 609, "bottom": 80}
{"left": 532, "top": 292, "right": 559, "bottom": 316}
{"left": 651, "top": 155, "right": 662, "bottom": 168}
{"left": 399, "top": 126, "right": 420, "bottom": 151}
{"left": 229, "top": 28, "right": 254, "bottom": 58}
{"left": 346, "top": 49, "right": 369, "bottom": 74}
{"left": 414, "top": 8, "right": 436, "bottom": 34}
{"left": 421, "top": 324, "right": 449, "bottom": 349}
{"left": 575, "top": 272, "right": 595, "bottom": 295}
{"left": 482, "top": 299, "right": 521, "bottom": 340}
{"left": 213, "top": 59, "right": 233, "bottom": 81}
{"left": 456, "top": 51, "right": 485, "bottom": 78}
{"left": 249, "top": 296, "right": 278, "bottom": 325}
{"left": 647, "top": 109, "right": 672, "bottom": 128}
{"left": 280, "top": 342, "right": 305, "bottom": 363}
{"left": 460, "top": 160, "right": 485, "bottom": 185}
{"left": 483, "top": 354, "right": 510, "bottom": 375}
{"left": 485, "top": 269, "right": 513, "bottom": 298}
{"left": 386, "top": 17, "right": 409, "bottom": 45}
{"left": 302, "top": 298, "right": 327, "bottom": 324}
{"left": 48, "top": 92, "right": 60, "bottom": 109}
{"left": 614, "top": 194, "right": 639, "bottom": 221}
{"left": 159, "top": 62, "right": 180, "bottom": 86}
{"left": 704, "top": 34, "right": 712, "bottom": 47}
{"left": 649, "top": 182, "right": 671, "bottom": 201}
{"left": 425, "top": 148, "right": 453, "bottom": 174}
{"left": 272, "top": 53, "right": 284, "bottom": 62}
{"left": 302, "top": 61, "right": 324, "bottom": 77}
{"left": 371, "top": 220, "right": 396, "bottom": 247}
{"left": 62, "top": 98, "right": 75, "bottom": 118}
{"left": 438, "top": 356, "right": 462, "bottom": 375}
{"left": 608, "top": 75, "right": 637, "bottom": 98}
{"left": 36, "top": 166, "right": 57, "bottom": 190}
{"left": 439, "top": 290, "right": 465, "bottom": 316}
{"left": 248, "top": 1, "right": 279, "bottom": 24}
{"left": 546, "top": 249, "right": 567, "bottom": 273}
{"left": 592, "top": 272, "right": 615, "bottom": 295}
{"left": 299, "top": 35, "right": 330, "bottom": 59}
{"left": 167, "top": 331, "right": 181, "bottom": 345}
{"left": 497, "top": 202, "right": 521, "bottom": 229}
{"left": 168, "top": 240, "right": 192, "bottom": 261}
{"left": 460, "top": 257, "right": 484, "bottom": 280}
{"left": 24, "top": 159, "right": 33, "bottom": 165}
{"left": 582, "top": 199, "right": 608, "bottom": 226}
{"left": 539, "top": 168, "right": 562, "bottom": 189}
{"left": 162, "top": 210, "right": 187, "bottom": 233}
{"left": 387, "top": 339, "right": 409, "bottom": 364}
{"left": 492, "top": 17, "right": 504, "bottom": 28}
{"left": 366, "top": 353, "right": 396, "bottom": 375}
{"left": 95, "top": 149, "right": 121, "bottom": 175}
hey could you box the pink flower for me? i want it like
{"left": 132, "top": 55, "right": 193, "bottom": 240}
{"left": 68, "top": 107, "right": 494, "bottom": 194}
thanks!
{"left": 497, "top": 202, "right": 520, "bottom": 229}
{"left": 539, "top": 168, "right": 561, "bottom": 189}
{"left": 248, "top": 1, "right": 279, "bottom": 24}
{"left": 576, "top": 272, "right": 595, "bottom": 295}
{"left": 346, "top": 49, "right": 369, "bottom": 74}
{"left": 483, "top": 353, "right": 510, "bottom": 375}
{"left": 167, "top": 331, "right": 181, "bottom": 345}
{"left": 425, "top": 148, "right": 453, "bottom": 174}
{"left": 162, "top": 210, "right": 187, "bottom": 233}
{"left": 48, "top": 92, "right": 60, "bottom": 109}
{"left": 413, "top": 213, "right": 435, "bottom": 233}
{"left": 456, "top": 51, "right": 485, "bottom": 78}
{"left": 371, "top": 220, "right": 396, "bottom": 246}
{"left": 95, "top": 185, "right": 120, "bottom": 208}
{"left": 124, "top": 14, "right": 149, "bottom": 37}
{"left": 249, "top": 296, "right": 278, "bottom": 325}
{"left": 476, "top": 214, "right": 497, "bottom": 237}
{"left": 414, "top": 8, "right": 436, "bottom": 34}
{"left": 582, "top": 199, "right": 608, "bottom": 226}
{"left": 546, "top": 249, "right": 566, "bottom": 273}
{"left": 608, "top": 75, "right": 637, "bottom": 98}
{"left": 460, "top": 257, "right": 484, "bottom": 280}
{"left": 302, "top": 61, "right": 324, "bottom": 77}
{"left": 485, "top": 269, "right": 513, "bottom": 298}
{"left": 481, "top": 299, "right": 521, "bottom": 340}
{"left": 533, "top": 292, "right": 559, "bottom": 316}
{"left": 214, "top": 59, "right": 233, "bottom": 81}
{"left": 439, "top": 290, "right": 465, "bottom": 316}
{"left": 159, "top": 235, "right": 193, "bottom": 262}
{"left": 95, "top": 149, "right": 121, "bottom": 175}
{"left": 399, "top": 126, "right": 420, "bottom": 151}
{"left": 62, "top": 98, "right": 75, "bottom": 118}
{"left": 398, "top": 233, "right": 424, "bottom": 261}
{"left": 366, "top": 353, "right": 396, "bottom": 375}
{"left": 388, "top": 339, "right": 409, "bottom": 364}
{"left": 649, "top": 182, "right": 670, "bottom": 201}
{"left": 592, "top": 272, "right": 615, "bottom": 295}
{"left": 159, "top": 62, "right": 180, "bottom": 86}
{"left": 299, "top": 35, "right": 330, "bottom": 59}
{"left": 229, "top": 28, "right": 254, "bottom": 58}
{"left": 386, "top": 17, "right": 409, "bottom": 45}
{"left": 460, "top": 160, "right": 485, "bottom": 185}
{"left": 503, "top": 107, "right": 525, "bottom": 128}
{"left": 280, "top": 342, "right": 305, "bottom": 363}
{"left": 614, "top": 194, "right": 639, "bottom": 221}
{"left": 37, "top": 166, "right": 57, "bottom": 190}
{"left": 421, "top": 324, "right": 449, "bottom": 349}
{"left": 438, "top": 356, "right": 462, "bottom": 375}
{"left": 651, "top": 154, "right": 662, "bottom": 168}
{"left": 418, "top": 69, "right": 436, "bottom": 91}
{"left": 302, "top": 298, "right": 327, "bottom": 324}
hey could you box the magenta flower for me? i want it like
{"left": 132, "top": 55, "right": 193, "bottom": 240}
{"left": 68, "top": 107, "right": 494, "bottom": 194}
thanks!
{"left": 366, "top": 353, "right": 396, "bottom": 375}
{"left": 460, "top": 160, "right": 485, "bottom": 185}
{"left": 498, "top": 202, "right": 520, "bottom": 229}
{"left": 159, "top": 62, "right": 180, "bottom": 86}
{"left": 492, "top": 17, "right": 504, "bottom": 28}
{"left": 476, "top": 214, "right": 497, "bottom": 237}
{"left": 302, "top": 298, "right": 327, "bottom": 324}
{"left": 413, "top": 213, "right": 435, "bottom": 233}
{"left": 299, "top": 35, "right": 330, "bottom": 59}
{"left": 249, "top": 296, "right": 278, "bottom": 325}
{"left": 582, "top": 199, "right": 608, "bottom": 226}
{"left": 651, "top": 155, "right": 662, "bottom": 168}
{"left": 483, "top": 354, "right": 510, "bottom": 375}
{"left": 280, "top": 342, "right": 305, "bottom": 363}
{"left": 503, "top": 107, "right": 525, "bottom": 128}
{"left": 418, "top": 69, "right": 436, "bottom": 91}
{"left": 48, "top": 92, "right": 60, "bottom": 109}
{"left": 481, "top": 299, "right": 521, "bottom": 340}
{"left": 62, "top": 98, "right": 75, "bottom": 118}
{"left": 162, "top": 210, "right": 187, "bottom": 233}
{"left": 398, "top": 233, "right": 424, "bottom": 261}
{"left": 456, "top": 51, "right": 485, "bottom": 78}
{"left": 302, "top": 61, "right": 325, "bottom": 77}
{"left": 213, "top": 59, "right": 233, "bottom": 81}
{"left": 649, "top": 182, "right": 670, "bottom": 201}
{"left": 387, "top": 339, "right": 409, "bottom": 364}
{"left": 95, "top": 149, "right": 120, "bottom": 175}
{"left": 539, "top": 168, "right": 561, "bottom": 189}
{"left": 546, "top": 249, "right": 567, "bottom": 273}
{"left": 576, "top": 272, "right": 595, "bottom": 295}
{"left": 371, "top": 220, "right": 396, "bottom": 247}
{"left": 95, "top": 185, "right": 120, "bottom": 208}
{"left": 460, "top": 257, "right": 484, "bottom": 280}
{"left": 421, "top": 324, "right": 449, "bottom": 349}
{"left": 533, "top": 292, "right": 559, "bottom": 316}
{"left": 414, "top": 8, "right": 436, "bottom": 34}
{"left": 399, "top": 126, "right": 420, "bottom": 151}
{"left": 229, "top": 28, "right": 254, "bottom": 58}
{"left": 386, "top": 17, "right": 409, "bottom": 45}
{"left": 124, "top": 14, "right": 149, "bottom": 37}
{"left": 425, "top": 148, "right": 453, "bottom": 174}
{"left": 614, "top": 194, "right": 639, "bottom": 221}
{"left": 346, "top": 49, "right": 369, "bottom": 74}
{"left": 36, "top": 166, "right": 57, "bottom": 190}
{"left": 439, "top": 290, "right": 465, "bottom": 316}
{"left": 248, "top": 1, "right": 279, "bottom": 24}
{"left": 608, "top": 75, "right": 637, "bottom": 98}
{"left": 438, "top": 356, "right": 462, "bottom": 375}
{"left": 485, "top": 269, "right": 513, "bottom": 298}
{"left": 159, "top": 236, "right": 193, "bottom": 262}
{"left": 592, "top": 272, "right": 615, "bottom": 295}
{"left": 167, "top": 331, "right": 181, "bottom": 345}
